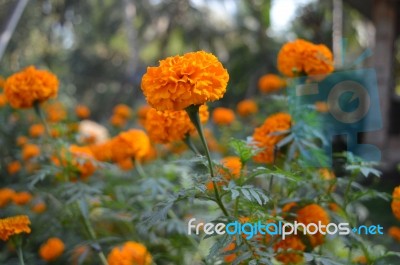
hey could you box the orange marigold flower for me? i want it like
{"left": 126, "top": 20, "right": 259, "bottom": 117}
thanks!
{"left": 69, "top": 145, "right": 97, "bottom": 180}
{"left": 212, "top": 107, "right": 235, "bottom": 126}
{"left": 22, "top": 144, "right": 41, "bottom": 160}
{"left": 29, "top": 123, "right": 45, "bottom": 138}
{"left": 277, "top": 39, "right": 334, "bottom": 77}
{"left": 252, "top": 112, "right": 291, "bottom": 164}
{"left": 117, "top": 158, "right": 134, "bottom": 171}
{"left": 113, "top": 104, "right": 132, "bottom": 119}
{"left": 144, "top": 105, "right": 208, "bottom": 144}
{"left": 75, "top": 104, "right": 91, "bottom": 119}
{"left": 110, "top": 114, "right": 127, "bottom": 128}
{"left": 12, "top": 191, "right": 32, "bottom": 205}
{"left": 4, "top": 66, "right": 59, "bottom": 108}
{"left": 141, "top": 51, "right": 229, "bottom": 111}
{"left": 110, "top": 129, "right": 150, "bottom": 162}
{"left": 137, "top": 105, "right": 151, "bottom": 126}
{"left": 296, "top": 204, "right": 330, "bottom": 247}
{"left": 274, "top": 236, "right": 305, "bottom": 264}
{"left": 16, "top": 136, "right": 28, "bottom": 146}
{"left": 353, "top": 256, "right": 367, "bottom": 264}
{"left": 219, "top": 156, "right": 242, "bottom": 179}
{"left": 45, "top": 101, "right": 66, "bottom": 123}
{"left": 7, "top": 161, "right": 21, "bottom": 175}
{"left": 31, "top": 201, "right": 47, "bottom": 213}
{"left": 258, "top": 74, "right": 286, "bottom": 93}
{"left": 223, "top": 242, "right": 236, "bottom": 263}
{"left": 90, "top": 141, "right": 113, "bottom": 162}
{"left": 0, "top": 188, "right": 16, "bottom": 208}
{"left": 0, "top": 215, "right": 31, "bottom": 241}
{"left": 392, "top": 186, "right": 400, "bottom": 220}
{"left": 236, "top": 99, "right": 258, "bottom": 117}
{"left": 107, "top": 241, "right": 152, "bottom": 265}
{"left": 388, "top": 226, "right": 400, "bottom": 242}
{"left": 328, "top": 203, "right": 340, "bottom": 212}
{"left": 39, "top": 237, "right": 65, "bottom": 261}
{"left": 0, "top": 93, "right": 7, "bottom": 107}
{"left": 315, "top": 101, "right": 329, "bottom": 113}
{"left": 0, "top": 76, "right": 5, "bottom": 89}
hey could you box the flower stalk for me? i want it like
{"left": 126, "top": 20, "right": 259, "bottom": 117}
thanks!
{"left": 186, "top": 105, "right": 229, "bottom": 217}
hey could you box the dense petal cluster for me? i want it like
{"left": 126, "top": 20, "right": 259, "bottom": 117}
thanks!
{"left": 29, "top": 123, "right": 45, "bottom": 138}
{"left": 144, "top": 105, "right": 208, "bottom": 143}
{"left": 277, "top": 39, "right": 334, "bottom": 77}
{"left": 12, "top": 191, "right": 32, "bottom": 205}
{"left": 207, "top": 156, "right": 242, "bottom": 190}
{"left": 392, "top": 186, "right": 400, "bottom": 220}
{"left": 141, "top": 51, "right": 229, "bottom": 111}
{"left": 39, "top": 237, "right": 65, "bottom": 261}
{"left": 296, "top": 204, "right": 330, "bottom": 247}
{"left": 0, "top": 215, "right": 31, "bottom": 241}
{"left": 107, "top": 241, "right": 152, "bottom": 265}
{"left": 212, "top": 107, "right": 235, "bottom": 125}
{"left": 236, "top": 99, "right": 258, "bottom": 117}
{"left": 258, "top": 74, "right": 286, "bottom": 93}
{"left": 252, "top": 113, "right": 291, "bottom": 164}
{"left": 75, "top": 105, "right": 91, "bottom": 119}
{"left": 22, "top": 144, "right": 41, "bottom": 160}
{"left": 0, "top": 188, "right": 16, "bottom": 208}
{"left": 274, "top": 236, "right": 305, "bottom": 264}
{"left": 4, "top": 66, "right": 59, "bottom": 108}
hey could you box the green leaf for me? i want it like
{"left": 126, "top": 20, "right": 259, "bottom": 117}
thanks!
{"left": 229, "top": 138, "right": 255, "bottom": 163}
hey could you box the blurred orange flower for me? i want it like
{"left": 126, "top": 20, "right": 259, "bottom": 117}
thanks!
{"left": 0, "top": 215, "right": 31, "bottom": 241}
{"left": 45, "top": 101, "right": 66, "bottom": 123}
{"left": 144, "top": 105, "right": 208, "bottom": 144}
{"left": 223, "top": 242, "right": 236, "bottom": 263}
{"left": 75, "top": 104, "right": 91, "bottom": 119}
{"left": 39, "top": 237, "right": 65, "bottom": 261}
{"left": 107, "top": 241, "right": 152, "bottom": 265}
{"left": 110, "top": 129, "right": 150, "bottom": 162}
{"left": 7, "top": 161, "right": 21, "bottom": 175}
{"left": 212, "top": 107, "right": 235, "bottom": 126}
{"left": 137, "top": 104, "right": 151, "bottom": 126}
{"left": 236, "top": 99, "right": 258, "bottom": 117}
{"left": 141, "top": 51, "right": 229, "bottom": 111}
{"left": 31, "top": 201, "right": 47, "bottom": 213}
{"left": 296, "top": 204, "right": 330, "bottom": 247}
{"left": 277, "top": 39, "right": 334, "bottom": 77}
{"left": 274, "top": 236, "right": 305, "bottom": 264}
{"left": 0, "top": 188, "right": 16, "bottom": 208}
{"left": 388, "top": 226, "right": 400, "bottom": 242}
{"left": 392, "top": 186, "right": 400, "bottom": 220}
{"left": 69, "top": 145, "right": 97, "bottom": 180}
{"left": 90, "top": 141, "right": 113, "bottom": 162}
{"left": 29, "top": 123, "right": 45, "bottom": 138}
{"left": 22, "top": 144, "right": 41, "bottom": 160}
{"left": 16, "top": 136, "right": 28, "bottom": 146}
{"left": 252, "top": 113, "right": 291, "bottom": 164}
{"left": 315, "top": 101, "right": 329, "bottom": 113}
{"left": 0, "top": 93, "right": 7, "bottom": 107}
{"left": 258, "top": 74, "right": 286, "bottom": 93}
{"left": 207, "top": 156, "right": 242, "bottom": 190}
{"left": 12, "top": 191, "right": 32, "bottom": 205}
{"left": 110, "top": 114, "right": 127, "bottom": 128}
{"left": 4, "top": 66, "right": 59, "bottom": 108}
{"left": 113, "top": 104, "right": 132, "bottom": 119}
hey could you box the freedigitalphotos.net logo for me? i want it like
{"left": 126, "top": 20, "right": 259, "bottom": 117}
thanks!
{"left": 187, "top": 218, "right": 384, "bottom": 240}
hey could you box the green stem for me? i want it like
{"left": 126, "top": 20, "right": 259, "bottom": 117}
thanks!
{"left": 34, "top": 102, "right": 52, "bottom": 137}
{"left": 16, "top": 242, "right": 25, "bottom": 265}
{"left": 186, "top": 105, "right": 229, "bottom": 217}
{"left": 78, "top": 201, "right": 109, "bottom": 265}
{"left": 134, "top": 159, "right": 147, "bottom": 178}
{"left": 183, "top": 134, "right": 200, "bottom": 155}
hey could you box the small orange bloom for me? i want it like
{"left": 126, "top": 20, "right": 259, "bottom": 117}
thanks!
{"left": 90, "top": 141, "right": 113, "bottom": 162}
{"left": 4, "top": 66, "right": 59, "bottom": 108}
{"left": 392, "top": 186, "right": 400, "bottom": 220}
{"left": 0, "top": 93, "right": 7, "bottom": 107}
{"left": 31, "top": 201, "right": 47, "bottom": 213}
{"left": 141, "top": 51, "right": 229, "bottom": 111}
{"left": 16, "top": 136, "right": 28, "bottom": 146}
{"left": 113, "top": 104, "right": 132, "bottom": 119}
{"left": 0, "top": 215, "right": 31, "bottom": 241}
{"left": 258, "top": 74, "right": 286, "bottom": 93}
{"left": 39, "top": 237, "right": 65, "bottom": 261}
{"left": 117, "top": 158, "right": 135, "bottom": 171}
{"left": 236, "top": 99, "right": 258, "bottom": 117}
{"left": 75, "top": 104, "right": 91, "bottom": 119}
{"left": 0, "top": 188, "right": 16, "bottom": 208}
{"left": 212, "top": 107, "right": 235, "bottom": 126}
{"left": 12, "top": 191, "right": 32, "bottom": 205}
{"left": 110, "top": 114, "right": 127, "bottom": 128}
{"left": 7, "top": 161, "right": 21, "bottom": 175}
{"left": 274, "top": 236, "right": 305, "bottom": 264}
{"left": 207, "top": 156, "right": 242, "bottom": 190}
{"left": 45, "top": 101, "right": 67, "bottom": 123}
{"left": 107, "top": 241, "right": 152, "bottom": 265}
{"left": 315, "top": 101, "right": 329, "bottom": 113}
{"left": 296, "top": 204, "right": 330, "bottom": 247}
{"left": 110, "top": 129, "right": 151, "bottom": 162}
{"left": 69, "top": 145, "right": 97, "bottom": 180}
{"left": 29, "top": 123, "right": 45, "bottom": 138}
{"left": 22, "top": 144, "right": 41, "bottom": 160}
{"left": 223, "top": 242, "right": 236, "bottom": 263}
{"left": 252, "top": 113, "right": 291, "bottom": 164}
{"left": 388, "top": 226, "right": 400, "bottom": 242}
